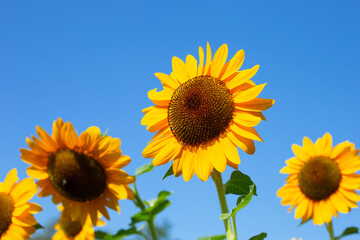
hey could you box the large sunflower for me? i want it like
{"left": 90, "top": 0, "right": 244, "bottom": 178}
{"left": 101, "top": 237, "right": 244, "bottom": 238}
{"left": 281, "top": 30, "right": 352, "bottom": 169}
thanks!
{"left": 0, "top": 168, "right": 42, "bottom": 240}
{"left": 52, "top": 205, "right": 104, "bottom": 240}
{"left": 20, "top": 118, "right": 135, "bottom": 225}
{"left": 277, "top": 133, "right": 360, "bottom": 225}
{"left": 141, "top": 43, "right": 274, "bottom": 181}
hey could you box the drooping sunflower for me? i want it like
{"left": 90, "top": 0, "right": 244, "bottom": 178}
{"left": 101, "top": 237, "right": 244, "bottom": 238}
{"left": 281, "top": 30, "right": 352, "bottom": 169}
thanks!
{"left": 52, "top": 205, "right": 104, "bottom": 240}
{"left": 141, "top": 43, "right": 274, "bottom": 181}
{"left": 0, "top": 168, "right": 42, "bottom": 240}
{"left": 277, "top": 133, "right": 360, "bottom": 225}
{"left": 20, "top": 118, "right": 135, "bottom": 225}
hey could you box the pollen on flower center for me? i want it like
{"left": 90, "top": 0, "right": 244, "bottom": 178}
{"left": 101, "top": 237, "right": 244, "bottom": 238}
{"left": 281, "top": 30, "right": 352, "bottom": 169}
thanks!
{"left": 0, "top": 193, "right": 14, "bottom": 236}
{"left": 168, "top": 75, "right": 234, "bottom": 147}
{"left": 59, "top": 207, "right": 83, "bottom": 237}
{"left": 48, "top": 149, "right": 107, "bottom": 202}
{"left": 299, "top": 156, "right": 341, "bottom": 200}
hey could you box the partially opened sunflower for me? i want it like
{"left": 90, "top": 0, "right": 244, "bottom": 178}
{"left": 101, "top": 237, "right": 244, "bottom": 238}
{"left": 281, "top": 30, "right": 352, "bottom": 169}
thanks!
{"left": 142, "top": 43, "right": 274, "bottom": 181}
{"left": 20, "top": 118, "right": 135, "bottom": 225}
{"left": 52, "top": 205, "right": 104, "bottom": 240}
{"left": 0, "top": 168, "right": 42, "bottom": 240}
{"left": 277, "top": 133, "right": 360, "bottom": 225}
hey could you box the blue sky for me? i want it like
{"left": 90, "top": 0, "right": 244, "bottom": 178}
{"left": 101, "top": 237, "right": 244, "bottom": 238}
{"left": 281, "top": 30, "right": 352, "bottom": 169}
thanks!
{"left": 0, "top": 0, "right": 359, "bottom": 239}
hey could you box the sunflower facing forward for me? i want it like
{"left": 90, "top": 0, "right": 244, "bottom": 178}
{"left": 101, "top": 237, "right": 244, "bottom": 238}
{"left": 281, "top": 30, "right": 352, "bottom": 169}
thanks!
{"left": 20, "top": 118, "right": 135, "bottom": 225}
{"left": 277, "top": 133, "right": 360, "bottom": 225}
{"left": 0, "top": 169, "right": 42, "bottom": 240}
{"left": 141, "top": 43, "right": 274, "bottom": 181}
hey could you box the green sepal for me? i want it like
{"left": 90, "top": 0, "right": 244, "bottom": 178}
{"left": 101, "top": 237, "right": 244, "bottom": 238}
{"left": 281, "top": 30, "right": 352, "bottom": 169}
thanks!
{"left": 197, "top": 235, "right": 226, "bottom": 240}
{"left": 297, "top": 218, "right": 311, "bottom": 227}
{"left": 335, "top": 227, "right": 359, "bottom": 240}
{"left": 95, "top": 227, "right": 140, "bottom": 240}
{"left": 224, "top": 170, "right": 257, "bottom": 196}
{"left": 131, "top": 191, "right": 172, "bottom": 225}
{"left": 34, "top": 223, "right": 44, "bottom": 230}
{"left": 100, "top": 128, "right": 109, "bottom": 138}
{"left": 219, "top": 184, "right": 255, "bottom": 220}
{"left": 135, "top": 162, "right": 154, "bottom": 177}
{"left": 249, "top": 232, "right": 267, "bottom": 240}
{"left": 162, "top": 164, "right": 174, "bottom": 180}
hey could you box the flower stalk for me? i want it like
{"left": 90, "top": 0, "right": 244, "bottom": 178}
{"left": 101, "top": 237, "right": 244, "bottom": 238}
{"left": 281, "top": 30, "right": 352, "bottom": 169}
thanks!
{"left": 133, "top": 182, "right": 158, "bottom": 240}
{"left": 211, "top": 169, "right": 236, "bottom": 240}
{"left": 325, "top": 221, "right": 335, "bottom": 240}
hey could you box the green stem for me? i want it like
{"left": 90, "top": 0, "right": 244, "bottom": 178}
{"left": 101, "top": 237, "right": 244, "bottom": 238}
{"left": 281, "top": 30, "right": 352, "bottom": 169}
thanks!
{"left": 133, "top": 182, "right": 146, "bottom": 210}
{"left": 325, "top": 221, "right": 335, "bottom": 240}
{"left": 148, "top": 218, "right": 158, "bottom": 240}
{"left": 211, "top": 170, "right": 235, "bottom": 240}
{"left": 232, "top": 216, "right": 237, "bottom": 240}
{"left": 132, "top": 182, "right": 158, "bottom": 240}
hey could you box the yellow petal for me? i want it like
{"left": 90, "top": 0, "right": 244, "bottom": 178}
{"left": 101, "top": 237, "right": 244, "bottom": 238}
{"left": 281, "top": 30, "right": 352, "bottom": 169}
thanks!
{"left": 226, "top": 65, "right": 259, "bottom": 90}
{"left": 143, "top": 134, "right": 174, "bottom": 158}
{"left": 172, "top": 155, "right": 183, "bottom": 177}
{"left": 207, "top": 142, "right": 227, "bottom": 173}
{"left": 203, "top": 42, "right": 212, "bottom": 75}
{"left": 11, "top": 179, "right": 38, "bottom": 206}
{"left": 233, "top": 83, "right": 267, "bottom": 103}
{"left": 155, "top": 72, "right": 179, "bottom": 90}
{"left": 26, "top": 167, "right": 48, "bottom": 180}
{"left": 302, "top": 137, "right": 315, "bottom": 157}
{"left": 229, "top": 123, "right": 263, "bottom": 142}
{"left": 181, "top": 150, "right": 195, "bottom": 182}
{"left": 219, "top": 137, "right": 241, "bottom": 165}
{"left": 227, "top": 131, "right": 255, "bottom": 155}
{"left": 194, "top": 147, "right": 213, "bottom": 181}
{"left": 235, "top": 98, "right": 274, "bottom": 112}
{"left": 147, "top": 88, "right": 172, "bottom": 106}
{"left": 3, "top": 169, "right": 18, "bottom": 193}
{"left": 233, "top": 111, "right": 262, "bottom": 127}
{"left": 52, "top": 118, "right": 65, "bottom": 148}
{"left": 221, "top": 49, "right": 245, "bottom": 80}
{"left": 172, "top": 56, "right": 190, "bottom": 83}
{"left": 210, "top": 44, "right": 228, "bottom": 77}
{"left": 294, "top": 197, "right": 308, "bottom": 219}
{"left": 197, "top": 46, "right": 204, "bottom": 76}
{"left": 291, "top": 144, "right": 310, "bottom": 162}
{"left": 153, "top": 139, "right": 181, "bottom": 166}
{"left": 185, "top": 54, "right": 198, "bottom": 79}
{"left": 141, "top": 106, "right": 168, "bottom": 126}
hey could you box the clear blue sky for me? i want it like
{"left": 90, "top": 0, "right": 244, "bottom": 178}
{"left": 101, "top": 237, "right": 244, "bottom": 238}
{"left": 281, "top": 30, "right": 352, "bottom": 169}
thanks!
{"left": 0, "top": 1, "right": 359, "bottom": 239}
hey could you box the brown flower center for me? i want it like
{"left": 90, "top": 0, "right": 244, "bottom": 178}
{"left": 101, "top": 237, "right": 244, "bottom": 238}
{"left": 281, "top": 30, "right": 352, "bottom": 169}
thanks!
{"left": 59, "top": 207, "right": 83, "bottom": 237}
{"left": 299, "top": 156, "right": 341, "bottom": 200}
{"left": 48, "top": 149, "right": 106, "bottom": 202}
{"left": 0, "top": 193, "right": 14, "bottom": 236}
{"left": 168, "top": 76, "right": 234, "bottom": 147}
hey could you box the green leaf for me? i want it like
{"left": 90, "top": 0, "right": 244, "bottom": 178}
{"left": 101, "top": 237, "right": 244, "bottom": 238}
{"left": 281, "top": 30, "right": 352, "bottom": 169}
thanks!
{"left": 249, "top": 232, "right": 267, "bottom": 240}
{"left": 135, "top": 162, "right": 154, "bottom": 177}
{"left": 162, "top": 164, "right": 174, "bottom": 180}
{"left": 220, "top": 184, "right": 255, "bottom": 220}
{"left": 197, "top": 235, "right": 226, "bottom": 240}
{"left": 95, "top": 231, "right": 108, "bottom": 239}
{"left": 335, "top": 227, "right": 359, "bottom": 240}
{"left": 95, "top": 227, "right": 140, "bottom": 240}
{"left": 225, "top": 170, "right": 257, "bottom": 196}
{"left": 34, "top": 223, "right": 44, "bottom": 230}
{"left": 131, "top": 191, "right": 172, "bottom": 225}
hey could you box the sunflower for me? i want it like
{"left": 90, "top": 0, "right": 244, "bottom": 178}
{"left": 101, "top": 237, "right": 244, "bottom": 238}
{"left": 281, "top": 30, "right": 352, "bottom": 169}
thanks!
{"left": 52, "top": 205, "right": 104, "bottom": 240}
{"left": 141, "top": 43, "right": 274, "bottom": 181}
{"left": 0, "top": 168, "right": 42, "bottom": 240}
{"left": 20, "top": 118, "right": 135, "bottom": 225}
{"left": 277, "top": 133, "right": 360, "bottom": 225}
